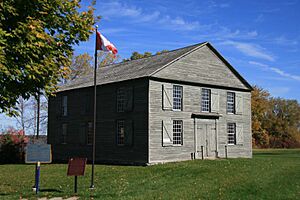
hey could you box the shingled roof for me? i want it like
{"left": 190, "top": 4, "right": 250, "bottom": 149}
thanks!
{"left": 59, "top": 42, "right": 252, "bottom": 92}
{"left": 59, "top": 42, "right": 206, "bottom": 92}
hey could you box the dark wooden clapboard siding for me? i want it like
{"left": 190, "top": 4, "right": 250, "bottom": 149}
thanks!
{"left": 48, "top": 78, "right": 149, "bottom": 164}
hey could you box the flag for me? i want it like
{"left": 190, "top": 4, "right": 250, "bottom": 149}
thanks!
{"left": 96, "top": 31, "right": 118, "bottom": 55}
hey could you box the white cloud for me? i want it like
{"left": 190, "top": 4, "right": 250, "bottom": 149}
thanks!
{"left": 249, "top": 61, "right": 300, "bottom": 81}
{"left": 159, "top": 16, "right": 200, "bottom": 31}
{"left": 269, "top": 67, "right": 300, "bottom": 81}
{"left": 248, "top": 61, "right": 268, "bottom": 68}
{"left": 274, "top": 36, "right": 298, "bottom": 45}
{"left": 221, "top": 41, "right": 275, "bottom": 61}
{"left": 99, "top": 1, "right": 200, "bottom": 31}
{"left": 100, "top": 2, "right": 141, "bottom": 18}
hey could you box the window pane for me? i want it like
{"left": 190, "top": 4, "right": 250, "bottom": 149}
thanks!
{"left": 117, "top": 88, "right": 125, "bottom": 112}
{"left": 87, "top": 122, "right": 93, "bottom": 145}
{"left": 201, "top": 89, "right": 211, "bottom": 112}
{"left": 173, "top": 85, "right": 183, "bottom": 110}
{"left": 62, "top": 123, "right": 67, "bottom": 144}
{"left": 227, "top": 92, "right": 235, "bottom": 114}
{"left": 227, "top": 123, "right": 236, "bottom": 144}
{"left": 173, "top": 120, "right": 183, "bottom": 145}
{"left": 117, "top": 120, "right": 125, "bottom": 145}
{"left": 62, "top": 96, "right": 68, "bottom": 116}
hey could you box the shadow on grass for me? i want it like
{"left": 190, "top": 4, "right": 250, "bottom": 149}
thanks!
{"left": 0, "top": 193, "right": 8, "bottom": 196}
{"left": 39, "top": 189, "right": 62, "bottom": 193}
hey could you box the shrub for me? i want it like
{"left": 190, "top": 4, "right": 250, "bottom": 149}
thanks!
{"left": 0, "top": 128, "right": 29, "bottom": 164}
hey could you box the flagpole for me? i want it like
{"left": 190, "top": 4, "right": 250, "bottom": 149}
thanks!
{"left": 90, "top": 25, "right": 98, "bottom": 189}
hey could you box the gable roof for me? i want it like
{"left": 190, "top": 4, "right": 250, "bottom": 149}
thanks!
{"left": 59, "top": 42, "right": 252, "bottom": 92}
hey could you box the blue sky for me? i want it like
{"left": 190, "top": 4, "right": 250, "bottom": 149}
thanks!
{"left": 1, "top": 0, "right": 300, "bottom": 130}
{"left": 77, "top": 0, "right": 300, "bottom": 100}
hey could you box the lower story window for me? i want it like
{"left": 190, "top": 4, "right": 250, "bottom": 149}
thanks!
{"left": 62, "top": 123, "right": 67, "bottom": 144}
{"left": 173, "top": 120, "right": 183, "bottom": 145}
{"left": 227, "top": 123, "right": 236, "bottom": 145}
{"left": 117, "top": 120, "right": 125, "bottom": 145}
{"left": 87, "top": 122, "right": 93, "bottom": 145}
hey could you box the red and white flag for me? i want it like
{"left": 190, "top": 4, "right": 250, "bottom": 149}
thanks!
{"left": 96, "top": 31, "right": 118, "bottom": 55}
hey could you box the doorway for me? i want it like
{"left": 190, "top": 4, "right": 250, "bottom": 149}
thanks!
{"left": 197, "top": 120, "right": 216, "bottom": 158}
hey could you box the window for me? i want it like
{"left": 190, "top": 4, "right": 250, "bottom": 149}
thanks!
{"left": 87, "top": 122, "right": 93, "bottom": 145}
{"left": 173, "top": 85, "right": 183, "bottom": 110}
{"left": 227, "top": 123, "right": 236, "bottom": 145}
{"left": 201, "top": 89, "right": 211, "bottom": 112}
{"left": 117, "top": 88, "right": 125, "bottom": 112}
{"left": 117, "top": 120, "right": 125, "bottom": 145}
{"left": 227, "top": 92, "right": 235, "bottom": 114}
{"left": 173, "top": 120, "right": 183, "bottom": 145}
{"left": 62, "top": 123, "right": 67, "bottom": 144}
{"left": 62, "top": 96, "right": 68, "bottom": 116}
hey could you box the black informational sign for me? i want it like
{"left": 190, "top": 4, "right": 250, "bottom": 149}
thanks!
{"left": 25, "top": 144, "right": 52, "bottom": 163}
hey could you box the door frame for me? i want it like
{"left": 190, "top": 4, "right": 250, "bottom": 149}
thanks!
{"left": 192, "top": 113, "right": 221, "bottom": 159}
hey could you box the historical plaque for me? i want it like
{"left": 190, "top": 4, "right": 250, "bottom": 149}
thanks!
{"left": 67, "top": 158, "right": 87, "bottom": 176}
{"left": 25, "top": 144, "right": 52, "bottom": 163}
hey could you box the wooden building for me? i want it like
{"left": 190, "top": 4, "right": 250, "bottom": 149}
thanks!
{"left": 48, "top": 42, "right": 252, "bottom": 165}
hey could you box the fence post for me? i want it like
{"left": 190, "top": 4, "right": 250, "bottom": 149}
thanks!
{"left": 201, "top": 146, "right": 204, "bottom": 160}
{"left": 225, "top": 145, "right": 228, "bottom": 159}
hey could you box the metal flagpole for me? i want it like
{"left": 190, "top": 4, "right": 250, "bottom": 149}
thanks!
{"left": 90, "top": 25, "right": 98, "bottom": 189}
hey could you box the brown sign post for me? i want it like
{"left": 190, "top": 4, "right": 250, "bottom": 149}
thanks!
{"left": 67, "top": 158, "right": 87, "bottom": 193}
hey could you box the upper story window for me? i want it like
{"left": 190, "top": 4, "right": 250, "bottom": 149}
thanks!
{"left": 227, "top": 123, "right": 236, "bottom": 145}
{"left": 201, "top": 88, "right": 211, "bottom": 112}
{"left": 173, "top": 85, "right": 183, "bottom": 111}
{"left": 117, "top": 88, "right": 125, "bottom": 112}
{"left": 62, "top": 96, "right": 68, "bottom": 116}
{"left": 173, "top": 120, "right": 183, "bottom": 145}
{"left": 227, "top": 92, "right": 235, "bottom": 114}
{"left": 117, "top": 120, "right": 125, "bottom": 145}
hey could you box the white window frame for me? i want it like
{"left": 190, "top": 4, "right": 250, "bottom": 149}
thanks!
{"left": 173, "top": 120, "right": 183, "bottom": 145}
{"left": 227, "top": 92, "right": 235, "bottom": 114}
{"left": 173, "top": 85, "right": 183, "bottom": 111}
{"left": 201, "top": 88, "right": 211, "bottom": 112}
{"left": 117, "top": 88, "right": 125, "bottom": 112}
{"left": 117, "top": 120, "right": 125, "bottom": 145}
{"left": 62, "top": 96, "right": 68, "bottom": 116}
{"left": 227, "top": 123, "right": 236, "bottom": 145}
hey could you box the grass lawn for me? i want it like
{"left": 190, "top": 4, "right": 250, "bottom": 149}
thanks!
{"left": 0, "top": 149, "right": 299, "bottom": 199}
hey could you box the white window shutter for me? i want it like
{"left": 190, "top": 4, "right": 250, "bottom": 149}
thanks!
{"left": 236, "top": 94, "right": 243, "bottom": 115}
{"left": 162, "top": 120, "right": 173, "bottom": 146}
{"left": 162, "top": 84, "right": 173, "bottom": 110}
{"left": 211, "top": 90, "right": 219, "bottom": 113}
{"left": 236, "top": 124, "right": 243, "bottom": 145}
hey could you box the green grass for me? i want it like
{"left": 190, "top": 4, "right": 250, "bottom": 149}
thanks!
{"left": 0, "top": 149, "right": 299, "bottom": 199}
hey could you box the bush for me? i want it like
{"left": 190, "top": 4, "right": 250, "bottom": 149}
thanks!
{"left": 0, "top": 128, "right": 29, "bottom": 164}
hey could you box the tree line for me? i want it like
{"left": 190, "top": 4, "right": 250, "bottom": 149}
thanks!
{"left": 252, "top": 86, "right": 300, "bottom": 148}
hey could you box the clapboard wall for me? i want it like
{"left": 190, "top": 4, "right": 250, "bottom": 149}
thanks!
{"left": 48, "top": 78, "right": 149, "bottom": 164}
{"left": 148, "top": 79, "right": 252, "bottom": 164}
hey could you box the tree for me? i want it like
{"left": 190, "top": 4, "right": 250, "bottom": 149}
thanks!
{"left": 0, "top": 0, "right": 99, "bottom": 115}
{"left": 251, "top": 86, "right": 271, "bottom": 147}
{"left": 124, "top": 50, "right": 169, "bottom": 62}
{"left": 63, "top": 53, "right": 93, "bottom": 84}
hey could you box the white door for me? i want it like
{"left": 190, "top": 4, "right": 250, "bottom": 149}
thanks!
{"left": 197, "top": 120, "right": 216, "bottom": 158}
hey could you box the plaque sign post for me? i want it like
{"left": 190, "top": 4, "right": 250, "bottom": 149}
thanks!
{"left": 67, "top": 158, "right": 87, "bottom": 193}
{"left": 25, "top": 144, "right": 52, "bottom": 194}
